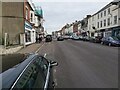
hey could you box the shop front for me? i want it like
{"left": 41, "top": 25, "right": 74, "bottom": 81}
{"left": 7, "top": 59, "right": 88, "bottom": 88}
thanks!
{"left": 25, "top": 21, "right": 36, "bottom": 45}
{"left": 112, "top": 26, "right": 120, "bottom": 37}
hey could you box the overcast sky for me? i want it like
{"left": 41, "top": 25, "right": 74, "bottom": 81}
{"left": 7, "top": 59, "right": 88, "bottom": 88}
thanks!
{"left": 33, "top": 0, "right": 113, "bottom": 34}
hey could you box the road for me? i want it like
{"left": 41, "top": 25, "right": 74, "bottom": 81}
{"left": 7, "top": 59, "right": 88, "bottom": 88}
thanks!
{"left": 38, "top": 39, "right": 118, "bottom": 88}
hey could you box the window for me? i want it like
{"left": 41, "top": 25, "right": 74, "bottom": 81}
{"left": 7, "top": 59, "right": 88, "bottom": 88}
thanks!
{"left": 100, "top": 21, "right": 102, "bottom": 27}
{"left": 13, "top": 57, "right": 46, "bottom": 88}
{"left": 114, "top": 15, "right": 117, "bottom": 25}
{"left": 101, "top": 12, "right": 103, "bottom": 18}
{"left": 108, "top": 8, "right": 110, "bottom": 15}
{"left": 97, "top": 22, "right": 99, "bottom": 28}
{"left": 91, "top": 33, "right": 94, "bottom": 37}
{"left": 104, "top": 19, "right": 106, "bottom": 26}
{"left": 98, "top": 14, "right": 99, "bottom": 19}
{"left": 108, "top": 18, "right": 110, "bottom": 26}
{"left": 26, "top": 8, "right": 28, "bottom": 20}
{"left": 13, "top": 56, "right": 49, "bottom": 88}
{"left": 30, "top": 11, "right": 35, "bottom": 23}
{"left": 30, "top": 13, "right": 33, "bottom": 22}
{"left": 104, "top": 10, "right": 106, "bottom": 16}
{"left": 39, "top": 57, "right": 49, "bottom": 76}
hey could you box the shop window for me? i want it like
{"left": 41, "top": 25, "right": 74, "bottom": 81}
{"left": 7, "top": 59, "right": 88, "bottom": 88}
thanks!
{"left": 25, "top": 31, "right": 31, "bottom": 42}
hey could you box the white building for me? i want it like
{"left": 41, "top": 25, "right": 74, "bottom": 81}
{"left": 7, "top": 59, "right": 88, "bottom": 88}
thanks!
{"left": 88, "top": 0, "right": 120, "bottom": 37}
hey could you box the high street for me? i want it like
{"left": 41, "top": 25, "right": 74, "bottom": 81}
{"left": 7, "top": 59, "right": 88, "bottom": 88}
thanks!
{"left": 37, "top": 40, "right": 118, "bottom": 88}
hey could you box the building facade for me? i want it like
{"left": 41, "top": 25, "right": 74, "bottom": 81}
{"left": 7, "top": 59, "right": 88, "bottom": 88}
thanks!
{"left": 88, "top": 0, "right": 120, "bottom": 37}
{"left": 2, "top": 2, "right": 24, "bottom": 46}
{"left": 1, "top": 0, "right": 44, "bottom": 46}
{"left": 24, "top": 0, "right": 36, "bottom": 45}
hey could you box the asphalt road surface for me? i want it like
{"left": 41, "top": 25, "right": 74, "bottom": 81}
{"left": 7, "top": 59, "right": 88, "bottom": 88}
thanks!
{"left": 38, "top": 39, "right": 118, "bottom": 88}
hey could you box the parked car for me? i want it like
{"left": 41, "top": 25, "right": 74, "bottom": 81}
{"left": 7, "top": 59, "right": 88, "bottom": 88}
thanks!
{"left": 57, "top": 36, "right": 64, "bottom": 41}
{"left": 101, "top": 36, "right": 120, "bottom": 46}
{"left": 72, "top": 36, "right": 80, "bottom": 40}
{"left": 63, "top": 35, "right": 70, "bottom": 39}
{"left": 45, "top": 35, "right": 52, "bottom": 42}
{"left": 89, "top": 37, "right": 96, "bottom": 43}
{"left": 82, "top": 36, "right": 90, "bottom": 41}
{"left": 0, "top": 53, "right": 58, "bottom": 89}
{"left": 79, "top": 35, "right": 84, "bottom": 40}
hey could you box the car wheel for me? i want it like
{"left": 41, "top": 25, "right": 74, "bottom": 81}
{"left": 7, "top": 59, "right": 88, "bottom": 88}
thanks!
{"left": 108, "top": 43, "right": 111, "bottom": 46}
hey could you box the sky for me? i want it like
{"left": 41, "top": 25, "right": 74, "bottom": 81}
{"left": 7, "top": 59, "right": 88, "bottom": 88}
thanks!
{"left": 33, "top": 0, "right": 113, "bottom": 34}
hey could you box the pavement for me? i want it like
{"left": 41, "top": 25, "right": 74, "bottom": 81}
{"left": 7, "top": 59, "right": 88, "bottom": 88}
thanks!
{"left": 0, "top": 45, "right": 23, "bottom": 55}
{"left": 18, "top": 42, "right": 44, "bottom": 54}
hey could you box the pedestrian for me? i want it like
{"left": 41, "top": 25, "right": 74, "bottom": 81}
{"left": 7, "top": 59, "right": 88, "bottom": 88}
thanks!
{"left": 39, "top": 36, "right": 42, "bottom": 43}
{"left": 36, "top": 35, "right": 39, "bottom": 43}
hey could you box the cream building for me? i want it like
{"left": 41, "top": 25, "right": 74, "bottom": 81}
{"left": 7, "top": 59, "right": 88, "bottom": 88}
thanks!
{"left": 88, "top": 0, "right": 120, "bottom": 37}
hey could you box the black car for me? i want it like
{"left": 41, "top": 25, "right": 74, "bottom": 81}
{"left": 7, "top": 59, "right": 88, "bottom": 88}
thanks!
{"left": 57, "top": 36, "right": 64, "bottom": 41}
{"left": 45, "top": 35, "right": 52, "bottom": 42}
{"left": 101, "top": 36, "right": 120, "bottom": 46}
{"left": 0, "top": 53, "right": 58, "bottom": 89}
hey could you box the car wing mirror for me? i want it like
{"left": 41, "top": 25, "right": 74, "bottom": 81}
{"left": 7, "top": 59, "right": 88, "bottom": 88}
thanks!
{"left": 50, "top": 61, "right": 58, "bottom": 67}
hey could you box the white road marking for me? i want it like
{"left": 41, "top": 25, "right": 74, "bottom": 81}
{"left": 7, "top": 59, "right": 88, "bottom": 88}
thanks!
{"left": 35, "top": 43, "right": 45, "bottom": 53}
{"left": 44, "top": 53, "right": 47, "bottom": 57}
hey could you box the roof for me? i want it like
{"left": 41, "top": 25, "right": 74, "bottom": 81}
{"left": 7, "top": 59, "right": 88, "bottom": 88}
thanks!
{"left": 35, "top": 7, "right": 43, "bottom": 18}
